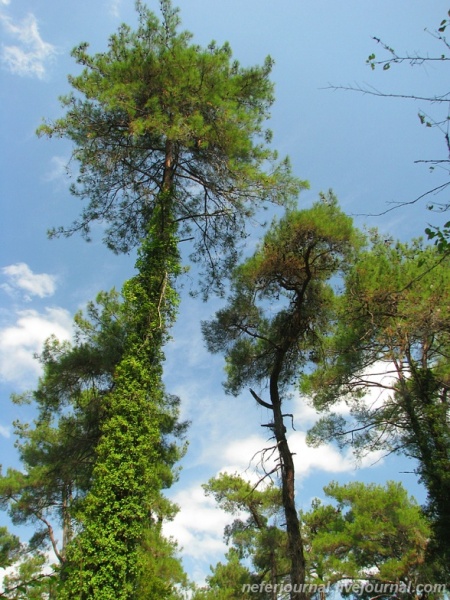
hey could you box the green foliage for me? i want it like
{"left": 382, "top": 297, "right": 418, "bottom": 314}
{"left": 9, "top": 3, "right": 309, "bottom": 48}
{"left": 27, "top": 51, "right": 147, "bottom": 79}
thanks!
{"left": 197, "top": 474, "right": 288, "bottom": 599}
{"left": 203, "top": 473, "right": 284, "bottom": 557}
{"left": 204, "top": 472, "right": 281, "bottom": 518}
{"left": 58, "top": 210, "right": 186, "bottom": 598}
{"left": 135, "top": 528, "right": 188, "bottom": 599}
{"left": 200, "top": 476, "right": 438, "bottom": 599}
{"left": 0, "top": 526, "right": 21, "bottom": 570}
{"left": 302, "top": 481, "right": 438, "bottom": 598}
{"left": 0, "top": 289, "right": 142, "bottom": 572}
{"left": 303, "top": 236, "right": 450, "bottom": 569}
{"left": 203, "top": 193, "right": 363, "bottom": 396}
{"left": 1, "top": 553, "right": 59, "bottom": 599}
{"left": 425, "top": 220, "right": 450, "bottom": 253}
{"left": 0, "top": 218, "right": 188, "bottom": 598}
{"left": 192, "top": 548, "right": 254, "bottom": 600}
{"left": 38, "top": 0, "right": 304, "bottom": 295}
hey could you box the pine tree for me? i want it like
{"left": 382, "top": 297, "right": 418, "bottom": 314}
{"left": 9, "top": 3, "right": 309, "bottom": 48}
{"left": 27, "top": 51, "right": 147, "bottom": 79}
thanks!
{"left": 33, "top": 1, "right": 303, "bottom": 593}
{"left": 303, "top": 237, "right": 450, "bottom": 572}
{"left": 38, "top": 0, "right": 302, "bottom": 296}
{"left": 203, "top": 195, "right": 362, "bottom": 599}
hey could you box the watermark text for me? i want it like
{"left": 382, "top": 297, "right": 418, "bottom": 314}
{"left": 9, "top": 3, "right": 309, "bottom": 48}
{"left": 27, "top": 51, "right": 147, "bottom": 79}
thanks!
{"left": 242, "top": 581, "right": 447, "bottom": 596}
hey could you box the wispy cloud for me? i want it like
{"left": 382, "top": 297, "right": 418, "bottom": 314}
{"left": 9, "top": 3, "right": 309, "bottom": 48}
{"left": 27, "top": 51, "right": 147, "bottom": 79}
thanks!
{"left": 0, "top": 307, "right": 72, "bottom": 386}
{"left": 108, "top": 0, "right": 121, "bottom": 18}
{"left": 0, "top": 12, "right": 57, "bottom": 79}
{"left": 43, "top": 155, "right": 71, "bottom": 184}
{"left": 2, "top": 263, "right": 57, "bottom": 300}
{"left": 209, "top": 429, "right": 383, "bottom": 483}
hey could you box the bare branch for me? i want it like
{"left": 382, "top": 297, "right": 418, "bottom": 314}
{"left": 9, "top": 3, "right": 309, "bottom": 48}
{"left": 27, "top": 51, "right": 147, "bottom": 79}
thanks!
{"left": 282, "top": 413, "right": 296, "bottom": 431}
{"left": 250, "top": 388, "right": 274, "bottom": 410}
{"left": 324, "top": 83, "right": 450, "bottom": 104}
{"left": 351, "top": 182, "right": 450, "bottom": 217}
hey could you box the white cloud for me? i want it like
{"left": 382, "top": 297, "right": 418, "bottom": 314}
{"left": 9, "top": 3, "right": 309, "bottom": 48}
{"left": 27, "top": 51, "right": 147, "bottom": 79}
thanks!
{"left": 289, "top": 430, "right": 383, "bottom": 476}
{"left": 220, "top": 434, "right": 278, "bottom": 477}
{"left": 2, "top": 263, "right": 57, "bottom": 300}
{"left": 0, "top": 307, "right": 72, "bottom": 386}
{"left": 164, "top": 484, "right": 229, "bottom": 562}
{"left": 0, "top": 12, "right": 57, "bottom": 79}
{"left": 0, "top": 0, "right": 11, "bottom": 5}
{"left": 216, "top": 430, "right": 384, "bottom": 483}
{"left": 0, "top": 424, "right": 10, "bottom": 438}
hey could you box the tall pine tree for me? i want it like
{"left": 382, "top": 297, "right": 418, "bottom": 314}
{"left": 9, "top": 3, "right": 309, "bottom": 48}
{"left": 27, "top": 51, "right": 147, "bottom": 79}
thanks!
{"left": 38, "top": 0, "right": 302, "bottom": 296}
{"left": 34, "top": 1, "right": 302, "bottom": 595}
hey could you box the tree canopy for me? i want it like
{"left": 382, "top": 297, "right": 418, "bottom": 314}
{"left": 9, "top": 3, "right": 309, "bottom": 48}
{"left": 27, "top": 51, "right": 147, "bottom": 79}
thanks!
{"left": 195, "top": 476, "right": 439, "bottom": 600}
{"left": 302, "top": 480, "right": 438, "bottom": 598}
{"left": 38, "top": 0, "right": 303, "bottom": 294}
{"left": 303, "top": 235, "right": 450, "bottom": 570}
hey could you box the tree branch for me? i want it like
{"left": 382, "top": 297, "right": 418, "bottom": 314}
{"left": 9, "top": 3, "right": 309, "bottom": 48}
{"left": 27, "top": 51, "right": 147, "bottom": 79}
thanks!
{"left": 324, "top": 83, "right": 450, "bottom": 104}
{"left": 250, "top": 388, "right": 274, "bottom": 410}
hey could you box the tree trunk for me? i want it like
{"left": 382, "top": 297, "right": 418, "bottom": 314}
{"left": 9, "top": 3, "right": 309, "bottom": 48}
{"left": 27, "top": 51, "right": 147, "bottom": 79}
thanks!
{"left": 270, "top": 357, "right": 307, "bottom": 600}
{"left": 62, "top": 481, "right": 73, "bottom": 561}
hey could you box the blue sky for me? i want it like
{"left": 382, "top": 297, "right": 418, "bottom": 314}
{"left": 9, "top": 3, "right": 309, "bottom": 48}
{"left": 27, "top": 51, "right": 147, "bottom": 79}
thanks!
{"left": 0, "top": 0, "right": 448, "bottom": 585}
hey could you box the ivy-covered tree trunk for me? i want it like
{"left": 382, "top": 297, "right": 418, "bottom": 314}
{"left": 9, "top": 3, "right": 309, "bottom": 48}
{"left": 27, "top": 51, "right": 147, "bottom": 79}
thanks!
{"left": 61, "top": 204, "right": 181, "bottom": 599}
